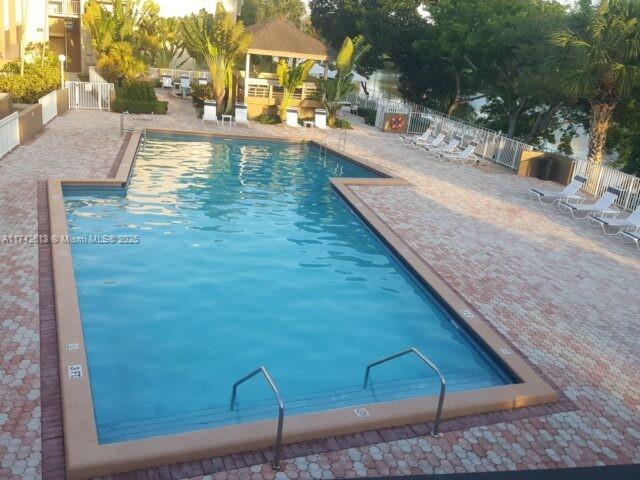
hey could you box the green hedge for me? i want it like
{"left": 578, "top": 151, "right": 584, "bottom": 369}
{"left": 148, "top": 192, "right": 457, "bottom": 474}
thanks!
{"left": 112, "top": 79, "right": 167, "bottom": 114}
{"left": 112, "top": 97, "right": 168, "bottom": 114}
{"left": 115, "top": 80, "right": 157, "bottom": 101}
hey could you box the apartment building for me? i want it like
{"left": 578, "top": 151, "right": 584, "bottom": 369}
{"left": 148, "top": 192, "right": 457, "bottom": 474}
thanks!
{"left": 1, "top": 0, "right": 94, "bottom": 72}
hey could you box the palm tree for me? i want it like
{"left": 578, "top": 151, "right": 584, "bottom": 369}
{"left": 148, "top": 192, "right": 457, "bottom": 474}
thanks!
{"left": 317, "top": 36, "right": 369, "bottom": 127}
{"left": 203, "top": 45, "right": 228, "bottom": 109}
{"left": 276, "top": 59, "right": 314, "bottom": 121}
{"left": 181, "top": 5, "right": 251, "bottom": 112}
{"left": 551, "top": 0, "right": 640, "bottom": 164}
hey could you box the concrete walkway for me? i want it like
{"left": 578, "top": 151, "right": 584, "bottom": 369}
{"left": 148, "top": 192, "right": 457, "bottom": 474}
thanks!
{"left": 0, "top": 92, "right": 638, "bottom": 480}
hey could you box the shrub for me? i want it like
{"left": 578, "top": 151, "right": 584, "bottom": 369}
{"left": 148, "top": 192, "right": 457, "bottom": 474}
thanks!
{"left": 357, "top": 107, "right": 377, "bottom": 126}
{"left": 112, "top": 97, "right": 168, "bottom": 114}
{"left": 254, "top": 113, "right": 281, "bottom": 124}
{"left": 190, "top": 82, "right": 215, "bottom": 108}
{"left": 0, "top": 63, "right": 60, "bottom": 104}
{"left": 333, "top": 118, "right": 353, "bottom": 129}
{"left": 115, "top": 79, "right": 157, "bottom": 101}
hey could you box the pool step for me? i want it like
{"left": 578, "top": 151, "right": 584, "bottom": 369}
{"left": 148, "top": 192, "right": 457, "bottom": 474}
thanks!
{"left": 98, "top": 371, "right": 499, "bottom": 443}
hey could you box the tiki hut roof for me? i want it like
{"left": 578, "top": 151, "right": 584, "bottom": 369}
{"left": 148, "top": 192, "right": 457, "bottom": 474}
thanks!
{"left": 246, "top": 18, "right": 330, "bottom": 61}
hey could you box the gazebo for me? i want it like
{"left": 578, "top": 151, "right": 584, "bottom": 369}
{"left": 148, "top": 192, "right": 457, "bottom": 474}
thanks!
{"left": 237, "top": 18, "right": 330, "bottom": 118}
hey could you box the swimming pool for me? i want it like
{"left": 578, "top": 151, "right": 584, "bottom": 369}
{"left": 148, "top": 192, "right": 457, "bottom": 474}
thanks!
{"left": 63, "top": 134, "right": 513, "bottom": 444}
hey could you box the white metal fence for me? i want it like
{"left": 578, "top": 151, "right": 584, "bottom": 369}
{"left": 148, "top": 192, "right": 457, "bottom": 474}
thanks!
{"left": 66, "top": 81, "right": 113, "bottom": 110}
{"left": 38, "top": 90, "right": 58, "bottom": 124}
{"left": 0, "top": 112, "right": 20, "bottom": 158}
{"left": 347, "top": 93, "right": 532, "bottom": 170}
{"left": 149, "top": 67, "right": 210, "bottom": 83}
{"left": 573, "top": 158, "right": 640, "bottom": 211}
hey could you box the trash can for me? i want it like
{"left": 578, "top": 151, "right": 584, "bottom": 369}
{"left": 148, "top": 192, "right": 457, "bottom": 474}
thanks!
{"left": 315, "top": 108, "right": 327, "bottom": 130}
{"left": 203, "top": 100, "right": 217, "bottom": 122}
{"left": 235, "top": 103, "right": 248, "bottom": 124}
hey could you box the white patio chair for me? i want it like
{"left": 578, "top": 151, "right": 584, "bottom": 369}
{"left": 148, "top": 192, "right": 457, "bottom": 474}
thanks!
{"left": 529, "top": 175, "right": 587, "bottom": 205}
{"left": 620, "top": 229, "right": 640, "bottom": 251}
{"left": 441, "top": 143, "right": 479, "bottom": 164}
{"left": 558, "top": 187, "right": 621, "bottom": 219}
{"left": 590, "top": 203, "right": 640, "bottom": 234}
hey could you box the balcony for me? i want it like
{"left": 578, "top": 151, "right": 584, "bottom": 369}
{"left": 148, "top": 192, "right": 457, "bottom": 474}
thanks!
{"left": 48, "top": 0, "right": 80, "bottom": 17}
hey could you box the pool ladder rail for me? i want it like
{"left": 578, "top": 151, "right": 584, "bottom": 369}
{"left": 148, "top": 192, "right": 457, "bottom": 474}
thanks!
{"left": 230, "top": 366, "right": 285, "bottom": 470}
{"left": 319, "top": 129, "right": 348, "bottom": 159}
{"left": 229, "top": 349, "right": 445, "bottom": 471}
{"left": 120, "top": 111, "right": 147, "bottom": 150}
{"left": 364, "top": 347, "right": 447, "bottom": 437}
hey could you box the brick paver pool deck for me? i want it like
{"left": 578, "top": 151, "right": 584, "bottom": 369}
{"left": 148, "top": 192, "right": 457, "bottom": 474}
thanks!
{"left": 0, "top": 91, "right": 638, "bottom": 480}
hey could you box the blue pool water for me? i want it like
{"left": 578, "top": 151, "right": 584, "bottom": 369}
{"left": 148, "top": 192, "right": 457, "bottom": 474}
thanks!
{"left": 63, "top": 135, "right": 512, "bottom": 444}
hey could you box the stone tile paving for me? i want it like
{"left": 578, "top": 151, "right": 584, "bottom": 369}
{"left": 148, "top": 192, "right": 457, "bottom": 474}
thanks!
{"left": 1, "top": 91, "right": 638, "bottom": 479}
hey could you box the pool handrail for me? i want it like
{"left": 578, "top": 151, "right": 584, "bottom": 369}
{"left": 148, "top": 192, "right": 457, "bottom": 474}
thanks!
{"left": 363, "top": 347, "right": 446, "bottom": 436}
{"left": 120, "top": 111, "right": 147, "bottom": 150}
{"left": 230, "top": 366, "right": 285, "bottom": 470}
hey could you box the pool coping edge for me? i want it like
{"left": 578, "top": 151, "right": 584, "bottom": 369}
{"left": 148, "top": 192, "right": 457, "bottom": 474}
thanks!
{"left": 47, "top": 129, "right": 557, "bottom": 479}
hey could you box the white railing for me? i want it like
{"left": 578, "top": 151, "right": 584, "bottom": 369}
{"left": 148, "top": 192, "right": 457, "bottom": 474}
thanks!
{"left": 348, "top": 93, "right": 532, "bottom": 170}
{"left": 38, "top": 90, "right": 58, "bottom": 124}
{"left": 0, "top": 112, "right": 20, "bottom": 158}
{"left": 573, "top": 158, "right": 640, "bottom": 211}
{"left": 48, "top": 0, "right": 80, "bottom": 16}
{"left": 66, "top": 81, "right": 113, "bottom": 110}
{"left": 149, "top": 67, "right": 210, "bottom": 83}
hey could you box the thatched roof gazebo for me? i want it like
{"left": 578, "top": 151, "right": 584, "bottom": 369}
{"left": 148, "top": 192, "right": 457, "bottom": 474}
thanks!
{"left": 238, "top": 18, "right": 330, "bottom": 118}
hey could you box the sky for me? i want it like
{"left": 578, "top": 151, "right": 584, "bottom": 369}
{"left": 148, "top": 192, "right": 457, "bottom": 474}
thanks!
{"left": 154, "top": 0, "right": 228, "bottom": 17}
{"left": 154, "top": 0, "right": 576, "bottom": 17}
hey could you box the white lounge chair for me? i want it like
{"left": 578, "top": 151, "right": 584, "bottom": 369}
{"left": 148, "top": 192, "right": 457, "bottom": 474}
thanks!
{"left": 416, "top": 132, "right": 446, "bottom": 149}
{"left": 441, "top": 143, "right": 479, "bottom": 164}
{"left": 620, "top": 229, "right": 640, "bottom": 251}
{"left": 530, "top": 175, "right": 587, "bottom": 205}
{"left": 425, "top": 138, "right": 460, "bottom": 158}
{"left": 400, "top": 128, "right": 433, "bottom": 148}
{"left": 590, "top": 203, "right": 640, "bottom": 234}
{"left": 558, "top": 187, "right": 621, "bottom": 219}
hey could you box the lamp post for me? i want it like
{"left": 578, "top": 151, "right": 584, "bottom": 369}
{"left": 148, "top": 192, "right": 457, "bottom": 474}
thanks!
{"left": 58, "top": 54, "right": 67, "bottom": 88}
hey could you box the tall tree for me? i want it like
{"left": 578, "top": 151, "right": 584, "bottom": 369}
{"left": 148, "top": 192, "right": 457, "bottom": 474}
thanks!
{"left": 240, "top": 0, "right": 307, "bottom": 27}
{"left": 310, "top": 0, "right": 424, "bottom": 76}
{"left": 551, "top": 0, "right": 640, "bottom": 164}
{"left": 429, "top": 0, "right": 568, "bottom": 138}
